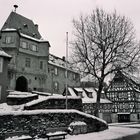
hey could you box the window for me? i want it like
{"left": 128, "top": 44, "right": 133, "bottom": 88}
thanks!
{"left": 0, "top": 57, "right": 3, "bottom": 72}
{"left": 73, "top": 73, "right": 76, "bottom": 80}
{"left": 87, "top": 92, "right": 93, "bottom": 98}
{"left": 54, "top": 82, "right": 59, "bottom": 91}
{"left": 65, "top": 70, "right": 67, "bottom": 78}
{"left": 54, "top": 67, "right": 58, "bottom": 75}
{"left": 25, "top": 58, "right": 31, "bottom": 68}
{"left": 5, "top": 36, "right": 14, "bottom": 44}
{"left": 30, "top": 44, "right": 38, "bottom": 52}
{"left": 40, "top": 61, "right": 43, "bottom": 69}
{"left": 21, "top": 41, "right": 28, "bottom": 49}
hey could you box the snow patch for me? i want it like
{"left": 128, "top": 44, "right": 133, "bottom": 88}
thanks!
{"left": 69, "top": 121, "right": 87, "bottom": 126}
{"left": 7, "top": 91, "right": 37, "bottom": 98}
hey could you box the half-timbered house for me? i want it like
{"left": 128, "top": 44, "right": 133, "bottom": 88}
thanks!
{"left": 106, "top": 70, "right": 140, "bottom": 122}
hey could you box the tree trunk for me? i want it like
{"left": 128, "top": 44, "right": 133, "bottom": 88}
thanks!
{"left": 94, "top": 81, "right": 103, "bottom": 117}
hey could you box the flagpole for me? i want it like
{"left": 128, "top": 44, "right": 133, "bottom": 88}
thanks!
{"left": 66, "top": 32, "right": 68, "bottom": 109}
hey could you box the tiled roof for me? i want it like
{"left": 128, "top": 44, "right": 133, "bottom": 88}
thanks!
{"left": 114, "top": 71, "right": 140, "bottom": 85}
{"left": 68, "top": 87, "right": 112, "bottom": 104}
{"left": 108, "top": 70, "right": 140, "bottom": 92}
{"left": 1, "top": 12, "right": 41, "bottom": 39}
{"left": 48, "top": 54, "right": 79, "bottom": 73}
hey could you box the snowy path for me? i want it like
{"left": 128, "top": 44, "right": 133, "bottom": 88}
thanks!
{"left": 66, "top": 126, "right": 140, "bottom": 140}
{"left": 35, "top": 124, "right": 140, "bottom": 140}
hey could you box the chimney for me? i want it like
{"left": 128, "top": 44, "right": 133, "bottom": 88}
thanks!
{"left": 62, "top": 56, "right": 65, "bottom": 61}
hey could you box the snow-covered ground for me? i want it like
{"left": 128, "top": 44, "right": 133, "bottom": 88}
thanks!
{"left": 34, "top": 125, "right": 140, "bottom": 140}
{"left": 1, "top": 96, "right": 140, "bottom": 140}
{"left": 5, "top": 125, "right": 140, "bottom": 140}
{"left": 66, "top": 126, "right": 140, "bottom": 140}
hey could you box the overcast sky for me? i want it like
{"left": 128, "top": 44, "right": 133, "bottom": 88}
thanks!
{"left": 0, "top": 0, "right": 140, "bottom": 58}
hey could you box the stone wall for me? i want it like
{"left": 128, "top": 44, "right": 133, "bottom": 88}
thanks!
{"left": 7, "top": 95, "right": 38, "bottom": 105}
{"left": 24, "top": 97, "right": 83, "bottom": 111}
{"left": 0, "top": 110, "right": 108, "bottom": 138}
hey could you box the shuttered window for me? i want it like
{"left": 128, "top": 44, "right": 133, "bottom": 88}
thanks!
{"left": 25, "top": 58, "right": 31, "bottom": 68}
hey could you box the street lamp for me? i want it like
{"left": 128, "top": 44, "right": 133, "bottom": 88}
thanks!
{"left": 51, "top": 68, "right": 54, "bottom": 95}
{"left": 65, "top": 32, "right": 68, "bottom": 109}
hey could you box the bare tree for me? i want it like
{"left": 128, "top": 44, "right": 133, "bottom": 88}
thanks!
{"left": 71, "top": 8, "right": 140, "bottom": 117}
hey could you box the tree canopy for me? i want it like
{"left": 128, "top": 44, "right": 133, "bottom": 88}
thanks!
{"left": 71, "top": 8, "right": 140, "bottom": 116}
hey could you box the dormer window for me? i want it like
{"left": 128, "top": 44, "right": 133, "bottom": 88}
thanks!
{"left": 87, "top": 92, "right": 93, "bottom": 98}
{"left": 78, "top": 91, "right": 83, "bottom": 98}
{"left": 30, "top": 44, "right": 38, "bottom": 52}
{"left": 23, "top": 24, "right": 28, "bottom": 28}
{"left": 32, "top": 33, "right": 36, "bottom": 37}
{"left": 21, "top": 41, "right": 28, "bottom": 49}
{"left": 5, "top": 36, "right": 14, "bottom": 44}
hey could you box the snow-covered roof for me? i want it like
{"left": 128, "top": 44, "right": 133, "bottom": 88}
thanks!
{"left": 49, "top": 54, "right": 79, "bottom": 74}
{"left": 74, "top": 88, "right": 83, "bottom": 92}
{"left": 68, "top": 87, "right": 77, "bottom": 96}
{"left": 2, "top": 28, "right": 17, "bottom": 31}
{"left": 2, "top": 28, "right": 49, "bottom": 43}
{"left": 82, "top": 98, "right": 112, "bottom": 104}
{"left": 20, "top": 33, "right": 49, "bottom": 43}
{"left": 81, "top": 74, "right": 95, "bottom": 82}
{"left": 0, "top": 48, "right": 12, "bottom": 58}
{"left": 68, "top": 87, "right": 112, "bottom": 104}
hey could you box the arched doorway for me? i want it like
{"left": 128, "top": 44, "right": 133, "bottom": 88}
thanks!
{"left": 15, "top": 76, "right": 28, "bottom": 92}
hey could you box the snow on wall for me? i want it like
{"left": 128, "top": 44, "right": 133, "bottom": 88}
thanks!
{"left": 0, "top": 109, "right": 108, "bottom": 138}
{"left": 7, "top": 91, "right": 38, "bottom": 98}
{"left": 0, "top": 109, "right": 107, "bottom": 125}
{"left": 25, "top": 95, "right": 81, "bottom": 107}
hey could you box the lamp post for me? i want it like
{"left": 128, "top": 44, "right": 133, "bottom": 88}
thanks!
{"left": 65, "top": 32, "right": 68, "bottom": 109}
{"left": 51, "top": 68, "right": 54, "bottom": 95}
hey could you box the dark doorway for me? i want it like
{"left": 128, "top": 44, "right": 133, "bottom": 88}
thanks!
{"left": 15, "top": 76, "right": 28, "bottom": 92}
{"left": 118, "top": 114, "right": 130, "bottom": 122}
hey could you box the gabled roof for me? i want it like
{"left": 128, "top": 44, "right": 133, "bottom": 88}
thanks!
{"left": 68, "top": 87, "right": 112, "bottom": 104}
{"left": 108, "top": 70, "right": 140, "bottom": 92}
{"left": 48, "top": 54, "right": 79, "bottom": 74}
{"left": 1, "top": 12, "right": 41, "bottom": 39}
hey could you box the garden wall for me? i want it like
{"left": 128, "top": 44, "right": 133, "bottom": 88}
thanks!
{"left": 24, "top": 96, "right": 83, "bottom": 111}
{"left": 0, "top": 110, "right": 108, "bottom": 138}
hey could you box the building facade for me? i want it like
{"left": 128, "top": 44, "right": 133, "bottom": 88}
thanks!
{"left": 106, "top": 71, "right": 140, "bottom": 122}
{"left": 0, "top": 11, "right": 80, "bottom": 94}
{"left": 0, "top": 48, "right": 11, "bottom": 103}
{"left": 68, "top": 87, "right": 112, "bottom": 123}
